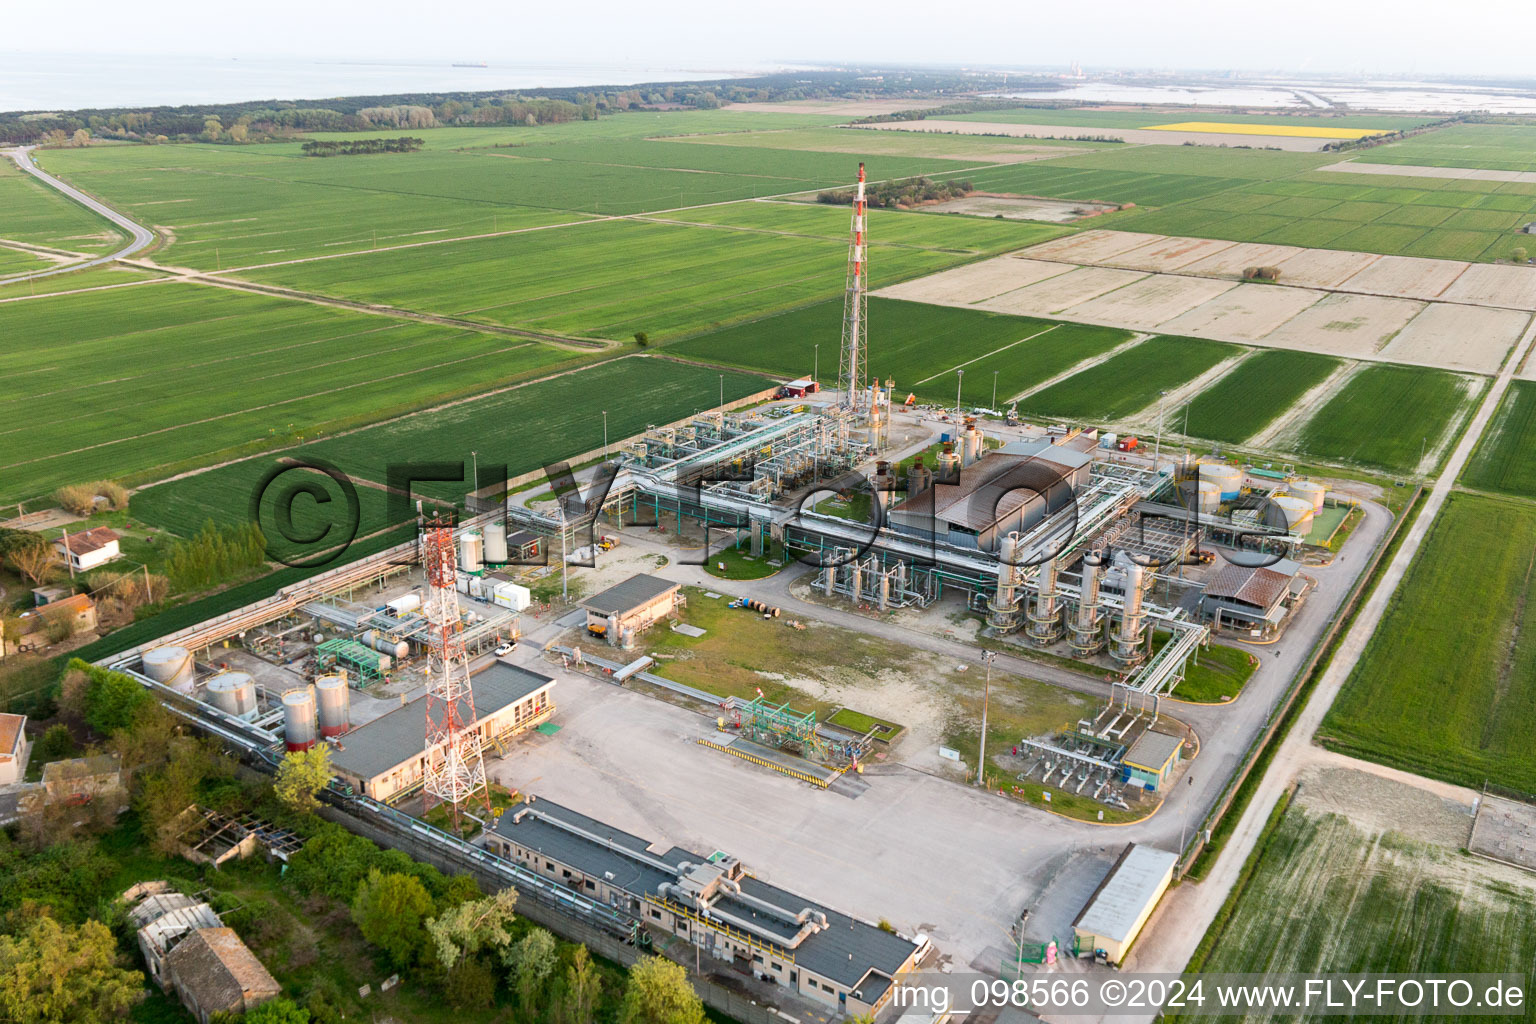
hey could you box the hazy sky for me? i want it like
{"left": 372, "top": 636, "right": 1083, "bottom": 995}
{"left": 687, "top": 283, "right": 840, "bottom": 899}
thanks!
{"left": 7, "top": 0, "right": 1535, "bottom": 77}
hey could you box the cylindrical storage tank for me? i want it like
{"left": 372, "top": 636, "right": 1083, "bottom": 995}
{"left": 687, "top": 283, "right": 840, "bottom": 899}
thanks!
{"left": 1196, "top": 480, "right": 1221, "bottom": 514}
{"left": 1273, "top": 496, "right": 1315, "bottom": 532}
{"left": 315, "top": 674, "right": 350, "bottom": 737}
{"left": 1200, "top": 463, "right": 1243, "bottom": 502}
{"left": 458, "top": 531, "right": 483, "bottom": 572}
{"left": 362, "top": 629, "right": 409, "bottom": 660}
{"left": 282, "top": 688, "right": 317, "bottom": 751}
{"left": 141, "top": 646, "right": 195, "bottom": 694}
{"left": 386, "top": 593, "right": 421, "bottom": 617}
{"left": 205, "top": 671, "right": 257, "bottom": 720}
{"left": 1290, "top": 480, "right": 1327, "bottom": 512}
{"left": 483, "top": 521, "right": 509, "bottom": 564}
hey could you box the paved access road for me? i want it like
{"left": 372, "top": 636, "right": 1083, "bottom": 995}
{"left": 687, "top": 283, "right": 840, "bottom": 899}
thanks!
{"left": 1, "top": 146, "right": 156, "bottom": 280}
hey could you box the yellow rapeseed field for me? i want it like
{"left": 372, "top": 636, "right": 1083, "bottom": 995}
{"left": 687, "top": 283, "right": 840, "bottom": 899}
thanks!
{"left": 1147, "top": 121, "right": 1393, "bottom": 140}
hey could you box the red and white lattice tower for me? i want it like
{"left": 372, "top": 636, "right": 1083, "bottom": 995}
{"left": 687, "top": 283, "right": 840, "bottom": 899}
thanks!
{"left": 421, "top": 517, "right": 492, "bottom": 830}
{"left": 837, "top": 162, "right": 868, "bottom": 414}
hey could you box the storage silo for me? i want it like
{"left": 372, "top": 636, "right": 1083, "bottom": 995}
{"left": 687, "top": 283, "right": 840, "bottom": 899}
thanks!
{"left": 141, "top": 646, "right": 195, "bottom": 694}
{"left": 282, "top": 689, "right": 318, "bottom": 751}
{"left": 205, "top": 672, "right": 257, "bottom": 720}
{"left": 1273, "top": 496, "right": 1315, "bottom": 534}
{"left": 1290, "top": 480, "right": 1327, "bottom": 512}
{"left": 315, "top": 674, "right": 350, "bottom": 737}
{"left": 1200, "top": 463, "right": 1243, "bottom": 502}
{"left": 483, "top": 521, "right": 509, "bottom": 564}
{"left": 458, "top": 531, "right": 483, "bottom": 572}
{"left": 1196, "top": 480, "right": 1222, "bottom": 514}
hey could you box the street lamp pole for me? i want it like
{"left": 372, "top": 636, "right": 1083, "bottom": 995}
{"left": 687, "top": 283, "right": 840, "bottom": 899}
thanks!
{"left": 992, "top": 370, "right": 999, "bottom": 410}
{"left": 470, "top": 450, "right": 478, "bottom": 493}
{"left": 814, "top": 343, "right": 819, "bottom": 384}
{"left": 719, "top": 374, "right": 724, "bottom": 410}
{"left": 955, "top": 369, "right": 964, "bottom": 421}
{"left": 602, "top": 411, "right": 609, "bottom": 458}
{"left": 1152, "top": 390, "right": 1168, "bottom": 472}
{"left": 977, "top": 650, "right": 996, "bottom": 788}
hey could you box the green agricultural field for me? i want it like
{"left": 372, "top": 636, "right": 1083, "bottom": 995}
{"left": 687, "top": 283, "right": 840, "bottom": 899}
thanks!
{"left": 646, "top": 198, "right": 1068, "bottom": 254}
{"left": 0, "top": 245, "right": 53, "bottom": 276}
{"left": 0, "top": 281, "right": 574, "bottom": 502}
{"left": 1462, "top": 380, "right": 1536, "bottom": 499}
{"left": 0, "top": 262, "right": 165, "bottom": 300}
{"left": 1189, "top": 795, "right": 1536, "bottom": 1017}
{"left": 664, "top": 125, "right": 1106, "bottom": 160}
{"left": 39, "top": 129, "right": 975, "bottom": 270}
{"left": 945, "top": 107, "right": 1436, "bottom": 131}
{"left": 1017, "top": 336, "right": 1239, "bottom": 422}
{"left": 0, "top": 157, "right": 125, "bottom": 254}
{"left": 234, "top": 216, "right": 1010, "bottom": 341}
{"left": 132, "top": 358, "right": 770, "bottom": 542}
{"left": 1178, "top": 350, "right": 1341, "bottom": 444}
{"left": 1362, "top": 123, "right": 1536, "bottom": 174}
{"left": 1320, "top": 494, "right": 1536, "bottom": 792}
{"left": 1287, "top": 364, "right": 1478, "bottom": 474}
{"left": 668, "top": 297, "right": 1132, "bottom": 403}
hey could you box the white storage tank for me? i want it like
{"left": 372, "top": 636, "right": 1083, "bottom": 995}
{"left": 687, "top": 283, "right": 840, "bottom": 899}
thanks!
{"left": 141, "top": 646, "right": 195, "bottom": 694}
{"left": 1200, "top": 463, "right": 1244, "bottom": 502}
{"left": 283, "top": 688, "right": 318, "bottom": 752}
{"left": 386, "top": 593, "right": 421, "bottom": 617}
{"left": 205, "top": 671, "right": 257, "bottom": 720}
{"left": 1273, "top": 496, "right": 1315, "bottom": 533}
{"left": 483, "top": 521, "right": 509, "bottom": 564}
{"left": 1290, "top": 479, "right": 1328, "bottom": 512}
{"left": 361, "top": 629, "right": 409, "bottom": 659}
{"left": 1196, "top": 480, "right": 1222, "bottom": 514}
{"left": 315, "top": 674, "right": 350, "bottom": 738}
{"left": 458, "top": 530, "right": 483, "bottom": 572}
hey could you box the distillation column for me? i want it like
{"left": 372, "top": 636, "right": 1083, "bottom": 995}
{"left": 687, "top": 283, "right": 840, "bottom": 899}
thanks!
{"left": 1069, "top": 550, "right": 1106, "bottom": 655}
{"left": 1110, "top": 560, "right": 1150, "bottom": 666}
{"left": 986, "top": 532, "right": 1024, "bottom": 632}
{"left": 1026, "top": 555, "right": 1063, "bottom": 644}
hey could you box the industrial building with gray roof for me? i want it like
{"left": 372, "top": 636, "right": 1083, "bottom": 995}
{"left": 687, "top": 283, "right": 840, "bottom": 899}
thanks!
{"left": 329, "top": 662, "right": 555, "bottom": 801}
{"left": 489, "top": 796, "right": 922, "bottom": 1015}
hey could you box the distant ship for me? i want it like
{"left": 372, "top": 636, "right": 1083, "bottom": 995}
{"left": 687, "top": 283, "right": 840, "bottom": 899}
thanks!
{"left": 453, "top": 62, "right": 488, "bottom": 68}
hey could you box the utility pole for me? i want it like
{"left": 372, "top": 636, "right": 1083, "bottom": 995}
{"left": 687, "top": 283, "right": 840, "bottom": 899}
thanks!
{"left": 955, "top": 369, "right": 964, "bottom": 421}
{"left": 557, "top": 504, "right": 569, "bottom": 602}
{"left": 977, "top": 650, "right": 996, "bottom": 788}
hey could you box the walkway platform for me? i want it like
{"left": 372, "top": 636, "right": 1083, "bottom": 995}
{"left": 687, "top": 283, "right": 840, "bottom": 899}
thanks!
{"left": 696, "top": 735, "right": 845, "bottom": 788}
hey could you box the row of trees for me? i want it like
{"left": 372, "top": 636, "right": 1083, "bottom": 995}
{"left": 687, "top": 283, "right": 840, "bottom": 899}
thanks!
{"left": 0, "top": 68, "right": 1050, "bottom": 145}
{"left": 817, "top": 176, "right": 975, "bottom": 209}
{"left": 163, "top": 519, "right": 267, "bottom": 592}
{"left": 300, "top": 136, "right": 424, "bottom": 157}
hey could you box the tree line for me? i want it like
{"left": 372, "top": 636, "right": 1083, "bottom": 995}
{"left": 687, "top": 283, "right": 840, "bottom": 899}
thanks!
{"left": 818, "top": 175, "right": 975, "bottom": 209}
{"left": 0, "top": 67, "right": 1064, "bottom": 145}
{"left": 163, "top": 519, "right": 266, "bottom": 591}
{"left": 301, "top": 136, "right": 424, "bottom": 157}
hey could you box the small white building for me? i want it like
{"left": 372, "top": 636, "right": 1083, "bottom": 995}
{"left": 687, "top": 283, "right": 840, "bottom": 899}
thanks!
{"left": 0, "top": 713, "right": 30, "bottom": 786}
{"left": 55, "top": 527, "right": 122, "bottom": 572}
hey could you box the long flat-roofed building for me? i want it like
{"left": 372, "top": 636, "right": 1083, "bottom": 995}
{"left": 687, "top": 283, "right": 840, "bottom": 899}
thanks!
{"left": 330, "top": 662, "right": 555, "bottom": 801}
{"left": 489, "top": 797, "right": 924, "bottom": 1016}
{"left": 1073, "top": 843, "right": 1179, "bottom": 965}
